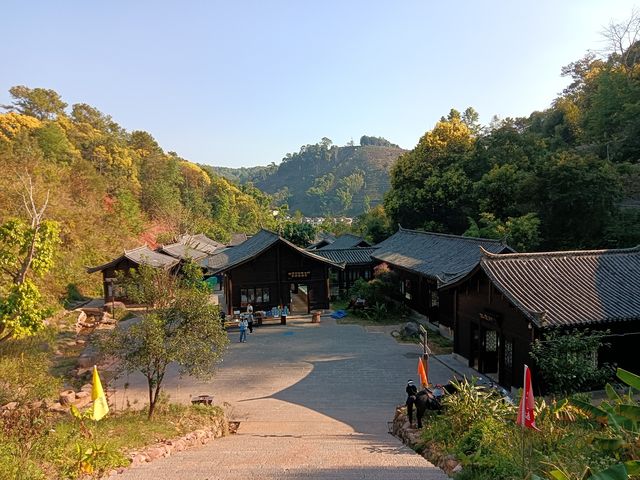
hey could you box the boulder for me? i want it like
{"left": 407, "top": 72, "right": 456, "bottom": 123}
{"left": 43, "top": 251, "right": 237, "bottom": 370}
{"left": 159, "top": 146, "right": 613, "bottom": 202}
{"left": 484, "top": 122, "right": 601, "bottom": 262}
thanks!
{"left": 400, "top": 322, "right": 420, "bottom": 338}
{"left": 48, "top": 402, "right": 68, "bottom": 413}
{"left": 2, "top": 401, "right": 18, "bottom": 411}
{"left": 59, "top": 389, "right": 76, "bottom": 405}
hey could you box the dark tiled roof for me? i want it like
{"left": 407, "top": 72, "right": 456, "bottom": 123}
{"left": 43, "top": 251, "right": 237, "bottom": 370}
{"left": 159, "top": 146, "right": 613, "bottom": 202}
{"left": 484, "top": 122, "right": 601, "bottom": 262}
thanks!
{"left": 160, "top": 242, "right": 210, "bottom": 261}
{"left": 308, "top": 232, "right": 336, "bottom": 250}
{"left": 179, "top": 234, "right": 225, "bottom": 252}
{"left": 317, "top": 234, "right": 370, "bottom": 250}
{"left": 87, "top": 246, "right": 179, "bottom": 273}
{"left": 371, "top": 227, "right": 511, "bottom": 284}
{"left": 480, "top": 246, "right": 640, "bottom": 328}
{"left": 313, "top": 247, "right": 378, "bottom": 265}
{"left": 228, "top": 233, "right": 249, "bottom": 246}
{"left": 204, "top": 229, "right": 343, "bottom": 274}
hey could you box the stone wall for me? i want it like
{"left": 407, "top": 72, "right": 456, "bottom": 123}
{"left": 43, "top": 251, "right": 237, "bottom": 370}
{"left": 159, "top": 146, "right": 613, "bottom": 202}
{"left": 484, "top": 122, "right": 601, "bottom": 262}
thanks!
{"left": 391, "top": 405, "right": 461, "bottom": 477}
{"left": 107, "top": 414, "right": 229, "bottom": 477}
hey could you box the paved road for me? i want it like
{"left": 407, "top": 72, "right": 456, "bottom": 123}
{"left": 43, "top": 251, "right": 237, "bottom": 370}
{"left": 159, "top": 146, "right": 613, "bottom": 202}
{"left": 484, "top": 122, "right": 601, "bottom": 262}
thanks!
{"left": 108, "top": 317, "right": 450, "bottom": 479}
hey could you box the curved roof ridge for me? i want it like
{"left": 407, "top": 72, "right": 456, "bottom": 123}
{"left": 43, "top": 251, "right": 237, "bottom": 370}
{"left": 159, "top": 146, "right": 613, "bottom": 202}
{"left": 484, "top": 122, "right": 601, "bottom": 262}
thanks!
{"left": 124, "top": 245, "right": 152, "bottom": 255}
{"left": 481, "top": 244, "right": 640, "bottom": 260}
{"left": 397, "top": 225, "right": 506, "bottom": 244}
{"left": 316, "top": 246, "right": 378, "bottom": 252}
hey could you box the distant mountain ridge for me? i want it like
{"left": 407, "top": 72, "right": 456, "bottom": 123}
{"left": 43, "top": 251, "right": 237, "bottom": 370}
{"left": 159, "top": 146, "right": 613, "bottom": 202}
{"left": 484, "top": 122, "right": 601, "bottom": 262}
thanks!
{"left": 212, "top": 140, "right": 405, "bottom": 216}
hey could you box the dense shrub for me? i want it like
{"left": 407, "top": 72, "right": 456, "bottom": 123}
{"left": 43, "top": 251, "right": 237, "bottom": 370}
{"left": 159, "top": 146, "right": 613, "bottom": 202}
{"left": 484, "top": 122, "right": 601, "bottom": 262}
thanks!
{"left": 419, "top": 379, "right": 623, "bottom": 480}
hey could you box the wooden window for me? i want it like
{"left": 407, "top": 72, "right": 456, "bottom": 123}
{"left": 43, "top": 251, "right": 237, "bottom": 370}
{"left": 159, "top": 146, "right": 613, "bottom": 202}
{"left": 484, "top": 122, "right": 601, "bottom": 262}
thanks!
{"left": 241, "top": 287, "right": 271, "bottom": 306}
{"left": 431, "top": 291, "right": 439, "bottom": 307}
{"left": 504, "top": 338, "right": 513, "bottom": 369}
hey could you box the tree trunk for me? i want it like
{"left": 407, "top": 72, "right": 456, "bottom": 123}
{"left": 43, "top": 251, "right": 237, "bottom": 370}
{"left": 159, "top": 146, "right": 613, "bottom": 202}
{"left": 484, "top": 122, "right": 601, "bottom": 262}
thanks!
{"left": 14, "top": 224, "right": 40, "bottom": 285}
{"left": 147, "top": 377, "right": 155, "bottom": 419}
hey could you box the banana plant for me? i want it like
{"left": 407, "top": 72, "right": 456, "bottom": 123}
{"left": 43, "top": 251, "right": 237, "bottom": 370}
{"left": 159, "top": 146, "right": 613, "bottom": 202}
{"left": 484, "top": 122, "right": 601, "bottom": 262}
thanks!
{"left": 534, "top": 368, "right": 640, "bottom": 480}
{"left": 566, "top": 368, "right": 640, "bottom": 479}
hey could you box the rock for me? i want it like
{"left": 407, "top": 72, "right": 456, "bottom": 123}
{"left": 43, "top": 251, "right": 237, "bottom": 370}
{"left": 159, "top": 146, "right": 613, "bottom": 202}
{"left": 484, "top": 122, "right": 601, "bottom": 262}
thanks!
{"left": 76, "top": 339, "right": 86, "bottom": 346}
{"left": 81, "top": 383, "right": 92, "bottom": 392}
{"left": 48, "top": 402, "right": 68, "bottom": 413}
{"left": 59, "top": 389, "right": 76, "bottom": 405}
{"left": 2, "top": 401, "right": 18, "bottom": 411}
{"left": 445, "top": 458, "right": 458, "bottom": 471}
{"left": 29, "top": 400, "right": 43, "bottom": 409}
{"left": 101, "top": 312, "right": 116, "bottom": 325}
{"left": 72, "top": 391, "right": 92, "bottom": 408}
{"left": 452, "top": 464, "right": 463, "bottom": 473}
{"left": 77, "top": 311, "right": 87, "bottom": 324}
{"left": 400, "top": 322, "right": 420, "bottom": 338}
{"left": 145, "top": 447, "right": 166, "bottom": 461}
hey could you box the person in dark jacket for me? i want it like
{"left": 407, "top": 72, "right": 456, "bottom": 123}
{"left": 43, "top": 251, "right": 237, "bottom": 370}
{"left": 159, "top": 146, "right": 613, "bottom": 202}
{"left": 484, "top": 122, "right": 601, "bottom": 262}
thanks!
{"left": 405, "top": 380, "right": 419, "bottom": 426}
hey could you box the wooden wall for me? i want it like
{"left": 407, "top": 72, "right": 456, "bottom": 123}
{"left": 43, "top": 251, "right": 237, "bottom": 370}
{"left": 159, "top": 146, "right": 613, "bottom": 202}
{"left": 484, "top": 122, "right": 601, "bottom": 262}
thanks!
{"left": 226, "top": 242, "right": 330, "bottom": 314}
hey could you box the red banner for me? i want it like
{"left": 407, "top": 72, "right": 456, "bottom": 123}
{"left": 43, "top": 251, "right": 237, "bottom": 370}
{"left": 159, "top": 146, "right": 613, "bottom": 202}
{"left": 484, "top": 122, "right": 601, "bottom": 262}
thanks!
{"left": 517, "top": 364, "right": 539, "bottom": 430}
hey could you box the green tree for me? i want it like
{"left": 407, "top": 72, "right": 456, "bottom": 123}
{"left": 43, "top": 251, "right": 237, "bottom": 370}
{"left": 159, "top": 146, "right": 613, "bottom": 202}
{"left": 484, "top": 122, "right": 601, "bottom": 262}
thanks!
{"left": 35, "top": 121, "right": 80, "bottom": 165}
{"left": 282, "top": 222, "right": 317, "bottom": 247}
{"left": 2, "top": 86, "right": 67, "bottom": 120}
{"left": 0, "top": 177, "right": 60, "bottom": 341}
{"left": 354, "top": 205, "right": 392, "bottom": 244}
{"left": 538, "top": 152, "right": 620, "bottom": 249}
{"left": 464, "top": 212, "right": 540, "bottom": 251}
{"left": 530, "top": 329, "right": 612, "bottom": 395}
{"left": 385, "top": 113, "right": 475, "bottom": 232}
{"left": 102, "top": 264, "right": 227, "bottom": 418}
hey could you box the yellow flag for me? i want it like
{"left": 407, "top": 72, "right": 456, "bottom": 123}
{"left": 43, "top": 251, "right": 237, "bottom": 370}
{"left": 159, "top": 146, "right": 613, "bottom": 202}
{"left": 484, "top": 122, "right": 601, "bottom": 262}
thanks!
{"left": 91, "top": 365, "right": 109, "bottom": 421}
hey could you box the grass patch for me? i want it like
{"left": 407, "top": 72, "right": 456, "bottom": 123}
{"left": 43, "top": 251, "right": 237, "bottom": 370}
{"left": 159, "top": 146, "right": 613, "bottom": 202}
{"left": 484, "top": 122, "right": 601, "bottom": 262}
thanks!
{"left": 0, "top": 403, "right": 225, "bottom": 479}
{"left": 0, "top": 329, "right": 62, "bottom": 405}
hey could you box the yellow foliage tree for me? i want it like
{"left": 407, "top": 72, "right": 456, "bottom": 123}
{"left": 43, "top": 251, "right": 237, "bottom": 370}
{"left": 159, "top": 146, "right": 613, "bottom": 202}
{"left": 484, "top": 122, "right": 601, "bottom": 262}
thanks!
{"left": 0, "top": 113, "right": 41, "bottom": 144}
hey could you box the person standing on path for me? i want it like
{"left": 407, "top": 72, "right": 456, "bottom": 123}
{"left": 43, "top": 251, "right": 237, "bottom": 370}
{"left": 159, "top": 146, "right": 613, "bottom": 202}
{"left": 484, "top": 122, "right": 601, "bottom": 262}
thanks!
{"left": 247, "top": 303, "right": 254, "bottom": 333}
{"left": 239, "top": 318, "right": 248, "bottom": 343}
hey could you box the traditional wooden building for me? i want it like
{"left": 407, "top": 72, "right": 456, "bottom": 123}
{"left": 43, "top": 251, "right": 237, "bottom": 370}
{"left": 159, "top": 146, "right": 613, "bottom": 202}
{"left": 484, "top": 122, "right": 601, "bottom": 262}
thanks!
{"left": 442, "top": 246, "right": 640, "bottom": 390}
{"left": 313, "top": 247, "right": 378, "bottom": 298}
{"left": 87, "top": 246, "right": 180, "bottom": 303}
{"left": 371, "top": 227, "right": 512, "bottom": 326}
{"left": 315, "top": 234, "right": 371, "bottom": 250}
{"left": 88, "top": 234, "right": 224, "bottom": 303}
{"left": 204, "top": 229, "right": 342, "bottom": 315}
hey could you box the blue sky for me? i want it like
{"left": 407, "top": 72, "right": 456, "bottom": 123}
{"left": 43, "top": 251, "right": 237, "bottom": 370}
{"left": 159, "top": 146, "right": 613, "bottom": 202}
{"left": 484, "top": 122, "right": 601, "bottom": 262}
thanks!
{"left": 1, "top": 1, "right": 636, "bottom": 167}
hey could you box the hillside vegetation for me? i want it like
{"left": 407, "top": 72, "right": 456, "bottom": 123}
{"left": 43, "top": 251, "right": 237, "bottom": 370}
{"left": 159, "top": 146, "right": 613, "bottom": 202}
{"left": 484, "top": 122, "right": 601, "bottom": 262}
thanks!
{"left": 383, "top": 21, "right": 640, "bottom": 252}
{"left": 0, "top": 86, "right": 277, "bottom": 305}
{"left": 213, "top": 137, "right": 405, "bottom": 216}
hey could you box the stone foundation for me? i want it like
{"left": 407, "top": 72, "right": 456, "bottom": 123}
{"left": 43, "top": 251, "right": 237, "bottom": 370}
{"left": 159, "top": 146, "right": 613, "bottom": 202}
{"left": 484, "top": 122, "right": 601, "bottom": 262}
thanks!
{"left": 107, "top": 414, "right": 229, "bottom": 477}
{"left": 391, "top": 405, "right": 462, "bottom": 477}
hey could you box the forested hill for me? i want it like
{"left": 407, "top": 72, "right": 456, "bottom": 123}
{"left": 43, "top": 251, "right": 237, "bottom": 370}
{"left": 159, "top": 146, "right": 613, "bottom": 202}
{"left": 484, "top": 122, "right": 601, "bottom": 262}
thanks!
{"left": 213, "top": 137, "right": 405, "bottom": 216}
{"left": 0, "top": 86, "right": 277, "bottom": 302}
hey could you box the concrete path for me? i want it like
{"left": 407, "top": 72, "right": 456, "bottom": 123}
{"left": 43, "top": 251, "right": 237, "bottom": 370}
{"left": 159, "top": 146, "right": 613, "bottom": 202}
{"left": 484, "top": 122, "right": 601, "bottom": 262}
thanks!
{"left": 108, "top": 317, "right": 451, "bottom": 479}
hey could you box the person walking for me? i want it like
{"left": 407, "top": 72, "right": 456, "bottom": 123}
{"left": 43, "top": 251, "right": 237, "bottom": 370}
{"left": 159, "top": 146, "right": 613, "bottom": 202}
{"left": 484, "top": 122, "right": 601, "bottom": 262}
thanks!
{"left": 239, "top": 318, "right": 248, "bottom": 343}
{"left": 247, "top": 303, "right": 254, "bottom": 333}
{"left": 405, "top": 379, "right": 418, "bottom": 425}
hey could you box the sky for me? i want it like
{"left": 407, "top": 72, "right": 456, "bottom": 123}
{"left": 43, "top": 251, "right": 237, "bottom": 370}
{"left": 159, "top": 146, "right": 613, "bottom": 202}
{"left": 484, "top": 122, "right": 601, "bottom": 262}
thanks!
{"left": 1, "top": 1, "right": 637, "bottom": 167}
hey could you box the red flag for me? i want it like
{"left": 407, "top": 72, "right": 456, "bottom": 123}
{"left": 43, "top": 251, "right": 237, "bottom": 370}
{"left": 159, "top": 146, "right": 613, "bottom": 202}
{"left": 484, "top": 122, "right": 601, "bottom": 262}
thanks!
{"left": 418, "top": 357, "right": 429, "bottom": 388}
{"left": 517, "top": 364, "right": 539, "bottom": 430}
